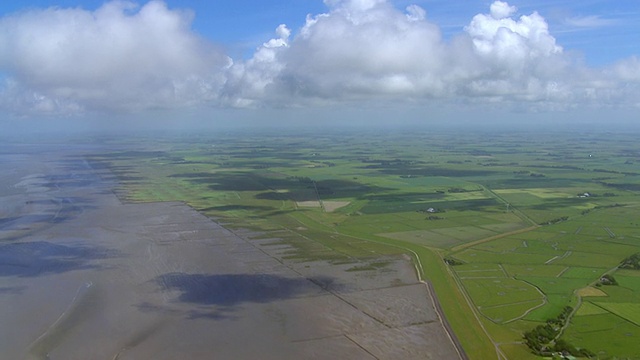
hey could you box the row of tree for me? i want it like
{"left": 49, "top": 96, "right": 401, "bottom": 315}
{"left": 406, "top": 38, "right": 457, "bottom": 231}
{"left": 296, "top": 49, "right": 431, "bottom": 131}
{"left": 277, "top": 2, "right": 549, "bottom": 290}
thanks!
{"left": 523, "top": 306, "right": 594, "bottom": 358}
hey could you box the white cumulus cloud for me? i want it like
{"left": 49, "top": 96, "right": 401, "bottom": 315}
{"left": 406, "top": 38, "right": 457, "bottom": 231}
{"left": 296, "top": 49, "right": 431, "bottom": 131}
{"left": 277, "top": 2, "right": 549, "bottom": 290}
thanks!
{"left": 225, "top": 0, "right": 447, "bottom": 104}
{"left": 227, "top": 0, "right": 575, "bottom": 106}
{"left": 489, "top": 1, "right": 517, "bottom": 20}
{"left": 0, "top": 0, "right": 229, "bottom": 115}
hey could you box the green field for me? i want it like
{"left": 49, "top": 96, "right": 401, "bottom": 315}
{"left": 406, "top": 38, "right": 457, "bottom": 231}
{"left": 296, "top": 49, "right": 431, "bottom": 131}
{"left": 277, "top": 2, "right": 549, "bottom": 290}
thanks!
{"left": 594, "top": 302, "right": 640, "bottom": 326}
{"left": 88, "top": 130, "right": 640, "bottom": 359}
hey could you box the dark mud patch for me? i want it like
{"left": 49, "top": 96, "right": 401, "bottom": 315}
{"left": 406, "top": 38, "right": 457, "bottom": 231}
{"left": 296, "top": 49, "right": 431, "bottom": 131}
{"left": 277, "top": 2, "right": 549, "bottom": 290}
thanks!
{"left": 157, "top": 273, "right": 330, "bottom": 306}
{"left": 0, "top": 241, "right": 117, "bottom": 277}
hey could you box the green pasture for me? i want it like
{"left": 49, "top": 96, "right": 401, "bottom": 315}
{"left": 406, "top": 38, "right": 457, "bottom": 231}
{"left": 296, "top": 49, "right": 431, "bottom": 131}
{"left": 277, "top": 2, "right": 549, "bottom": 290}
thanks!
{"left": 553, "top": 239, "right": 639, "bottom": 258}
{"left": 461, "top": 278, "right": 543, "bottom": 308}
{"left": 508, "top": 231, "right": 560, "bottom": 241}
{"left": 499, "top": 343, "right": 540, "bottom": 360}
{"left": 614, "top": 274, "right": 640, "bottom": 293}
{"left": 395, "top": 175, "right": 476, "bottom": 189}
{"left": 519, "top": 276, "right": 591, "bottom": 296}
{"left": 594, "top": 302, "right": 640, "bottom": 326}
{"left": 552, "top": 251, "right": 623, "bottom": 268}
{"left": 359, "top": 197, "right": 502, "bottom": 214}
{"left": 432, "top": 226, "right": 498, "bottom": 241}
{"left": 454, "top": 249, "right": 555, "bottom": 265}
{"left": 564, "top": 313, "right": 640, "bottom": 358}
{"left": 456, "top": 269, "right": 507, "bottom": 279}
{"left": 477, "top": 222, "right": 528, "bottom": 233}
{"left": 482, "top": 315, "right": 534, "bottom": 342}
{"left": 560, "top": 266, "right": 606, "bottom": 279}
{"left": 381, "top": 229, "right": 465, "bottom": 248}
{"left": 523, "top": 294, "right": 576, "bottom": 322}
{"left": 598, "top": 284, "right": 640, "bottom": 302}
{"left": 473, "top": 237, "right": 525, "bottom": 253}
{"left": 479, "top": 300, "right": 543, "bottom": 323}
{"left": 576, "top": 301, "right": 609, "bottom": 316}
{"left": 502, "top": 264, "right": 567, "bottom": 278}
{"left": 451, "top": 263, "right": 504, "bottom": 272}
{"left": 511, "top": 239, "right": 565, "bottom": 256}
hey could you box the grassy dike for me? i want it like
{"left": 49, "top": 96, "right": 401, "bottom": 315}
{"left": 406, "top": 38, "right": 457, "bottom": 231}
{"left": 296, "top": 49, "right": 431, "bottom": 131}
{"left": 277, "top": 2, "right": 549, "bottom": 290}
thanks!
{"left": 280, "top": 209, "right": 497, "bottom": 358}
{"left": 336, "top": 228, "right": 498, "bottom": 360}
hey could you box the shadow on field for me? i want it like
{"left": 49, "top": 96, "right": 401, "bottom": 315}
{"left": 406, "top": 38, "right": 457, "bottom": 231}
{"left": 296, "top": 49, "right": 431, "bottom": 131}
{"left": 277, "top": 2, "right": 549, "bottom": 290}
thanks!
{"left": 363, "top": 162, "right": 497, "bottom": 177}
{"left": 197, "top": 205, "right": 275, "bottom": 212}
{"left": 157, "top": 272, "right": 330, "bottom": 307}
{"left": 527, "top": 197, "right": 587, "bottom": 210}
{"left": 0, "top": 198, "right": 95, "bottom": 232}
{"left": 0, "top": 241, "right": 118, "bottom": 277}
{"left": 364, "top": 192, "right": 447, "bottom": 202}
{"left": 168, "top": 172, "right": 393, "bottom": 201}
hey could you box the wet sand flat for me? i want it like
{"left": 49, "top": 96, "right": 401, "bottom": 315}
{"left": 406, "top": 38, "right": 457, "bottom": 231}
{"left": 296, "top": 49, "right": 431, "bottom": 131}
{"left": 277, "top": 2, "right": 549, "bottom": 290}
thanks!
{"left": 0, "top": 144, "right": 462, "bottom": 359}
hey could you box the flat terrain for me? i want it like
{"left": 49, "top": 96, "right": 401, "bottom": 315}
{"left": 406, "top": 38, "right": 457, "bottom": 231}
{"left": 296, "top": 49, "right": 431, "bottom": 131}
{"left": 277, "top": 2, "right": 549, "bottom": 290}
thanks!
{"left": 5, "top": 128, "right": 640, "bottom": 359}
{"left": 74, "top": 129, "right": 640, "bottom": 359}
{"left": 0, "top": 144, "right": 461, "bottom": 359}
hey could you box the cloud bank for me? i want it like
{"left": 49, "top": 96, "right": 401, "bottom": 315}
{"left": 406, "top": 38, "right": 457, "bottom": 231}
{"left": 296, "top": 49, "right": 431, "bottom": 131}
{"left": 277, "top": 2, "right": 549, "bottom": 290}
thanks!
{"left": 0, "top": 0, "right": 638, "bottom": 117}
{"left": 0, "top": 1, "right": 229, "bottom": 115}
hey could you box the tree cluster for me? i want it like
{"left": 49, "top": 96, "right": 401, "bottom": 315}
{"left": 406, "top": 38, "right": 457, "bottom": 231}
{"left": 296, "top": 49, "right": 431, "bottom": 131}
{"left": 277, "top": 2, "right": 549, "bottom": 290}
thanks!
{"left": 523, "top": 306, "right": 594, "bottom": 358}
{"left": 426, "top": 215, "right": 444, "bottom": 220}
{"left": 620, "top": 253, "right": 640, "bottom": 270}
{"left": 540, "top": 216, "right": 568, "bottom": 226}
{"left": 599, "top": 274, "right": 618, "bottom": 286}
{"left": 444, "top": 257, "right": 464, "bottom": 266}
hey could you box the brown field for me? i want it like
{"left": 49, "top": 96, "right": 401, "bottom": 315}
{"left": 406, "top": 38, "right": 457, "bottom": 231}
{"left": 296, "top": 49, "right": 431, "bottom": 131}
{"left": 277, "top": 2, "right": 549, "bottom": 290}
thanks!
{"left": 577, "top": 287, "right": 608, "bottom": 297}
{"left": 323, "top": 200, "right": 351, "bottom": 212}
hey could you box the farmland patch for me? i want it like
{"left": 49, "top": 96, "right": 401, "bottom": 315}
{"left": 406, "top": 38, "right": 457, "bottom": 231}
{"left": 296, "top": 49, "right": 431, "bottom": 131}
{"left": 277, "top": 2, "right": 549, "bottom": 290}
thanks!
{"left": 595, "top": 302, "right": 640, "bottom": 326}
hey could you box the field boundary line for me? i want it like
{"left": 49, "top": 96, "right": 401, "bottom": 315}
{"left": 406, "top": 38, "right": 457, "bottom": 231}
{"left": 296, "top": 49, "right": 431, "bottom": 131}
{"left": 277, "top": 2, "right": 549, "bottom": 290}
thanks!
{"left": 556, "top": 265, "right": 621, "bottom": 341}
{"left": 482, "top": 186, "right": 538, "bottom": 226}
{"left": 423, "top": 280, "right": 469, "bottom": 360}
{"left": 450, "top": 225, "right": 539, "bottom": 253}
{"left": 439, "top": 250, "right": 508, "bottom": 360}
{"left": 500, "top": 279, "right": 548, "bottom": 324}
{"left": 336, "top": 232, "right": 480, "bottom": 360}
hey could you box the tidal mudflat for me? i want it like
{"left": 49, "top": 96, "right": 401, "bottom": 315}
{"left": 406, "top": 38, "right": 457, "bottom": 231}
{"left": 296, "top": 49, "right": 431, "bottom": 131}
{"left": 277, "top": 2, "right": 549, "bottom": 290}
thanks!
{"left": 0, "top": 143, "right": 462, "bottom": 360}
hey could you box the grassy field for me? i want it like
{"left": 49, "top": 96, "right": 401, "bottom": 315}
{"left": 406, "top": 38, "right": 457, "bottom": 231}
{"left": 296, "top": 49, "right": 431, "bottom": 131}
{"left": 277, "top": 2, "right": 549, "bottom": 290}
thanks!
{"left": 88, "top": 129, "right": 640, "bottom": 359}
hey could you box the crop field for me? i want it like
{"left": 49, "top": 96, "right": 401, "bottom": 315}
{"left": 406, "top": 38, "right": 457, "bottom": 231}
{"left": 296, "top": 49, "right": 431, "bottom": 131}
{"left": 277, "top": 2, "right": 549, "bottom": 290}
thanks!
{"left": 560, "top": 267, "right": 607, "bottom": 279}
{"left": 502, "top": 264, "right": 567, "bottom": 278}
{"left": 576, "top": 287, "right": 608, "bottom": 297}
{"left": 519, "top": 277, "right": 592, "bottom": 297}
{"left": 564, "top": 313, "right": 640, "bottom": 359}
{"left": 575, "top": 301, "right": 609, "bottom": 315}
{"left": 524, "top": 294, "right": 577, "bottom": 322}
{"left": 481, "top": 300, "right": 544, "bottom": 324}
{"left": 594, "top": 302, "right": 640, "bottom": 326}
{"left": 87, "top": 130, "right": 640, "bottom": 359}
{"left": 462, "top": 278, "right": 543, "bottom": 307}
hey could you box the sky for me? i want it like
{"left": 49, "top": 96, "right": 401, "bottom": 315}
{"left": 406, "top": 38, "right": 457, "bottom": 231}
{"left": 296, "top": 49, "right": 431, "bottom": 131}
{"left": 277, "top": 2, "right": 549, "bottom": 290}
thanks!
{"left": 0, "top": 0, "right": 638, "bottom": 129}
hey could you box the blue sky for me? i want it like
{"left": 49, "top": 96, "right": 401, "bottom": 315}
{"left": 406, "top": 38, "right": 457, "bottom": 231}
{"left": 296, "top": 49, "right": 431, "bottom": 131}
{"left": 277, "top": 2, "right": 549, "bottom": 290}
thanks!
{"left": 3, "top": 0, "right": 634, "bottom": 65}
{"left": 222, "top": 0, "right": 639, "bottom": 66}
{"left": 0, "top": 0, "right": 638, "bottom": 126}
